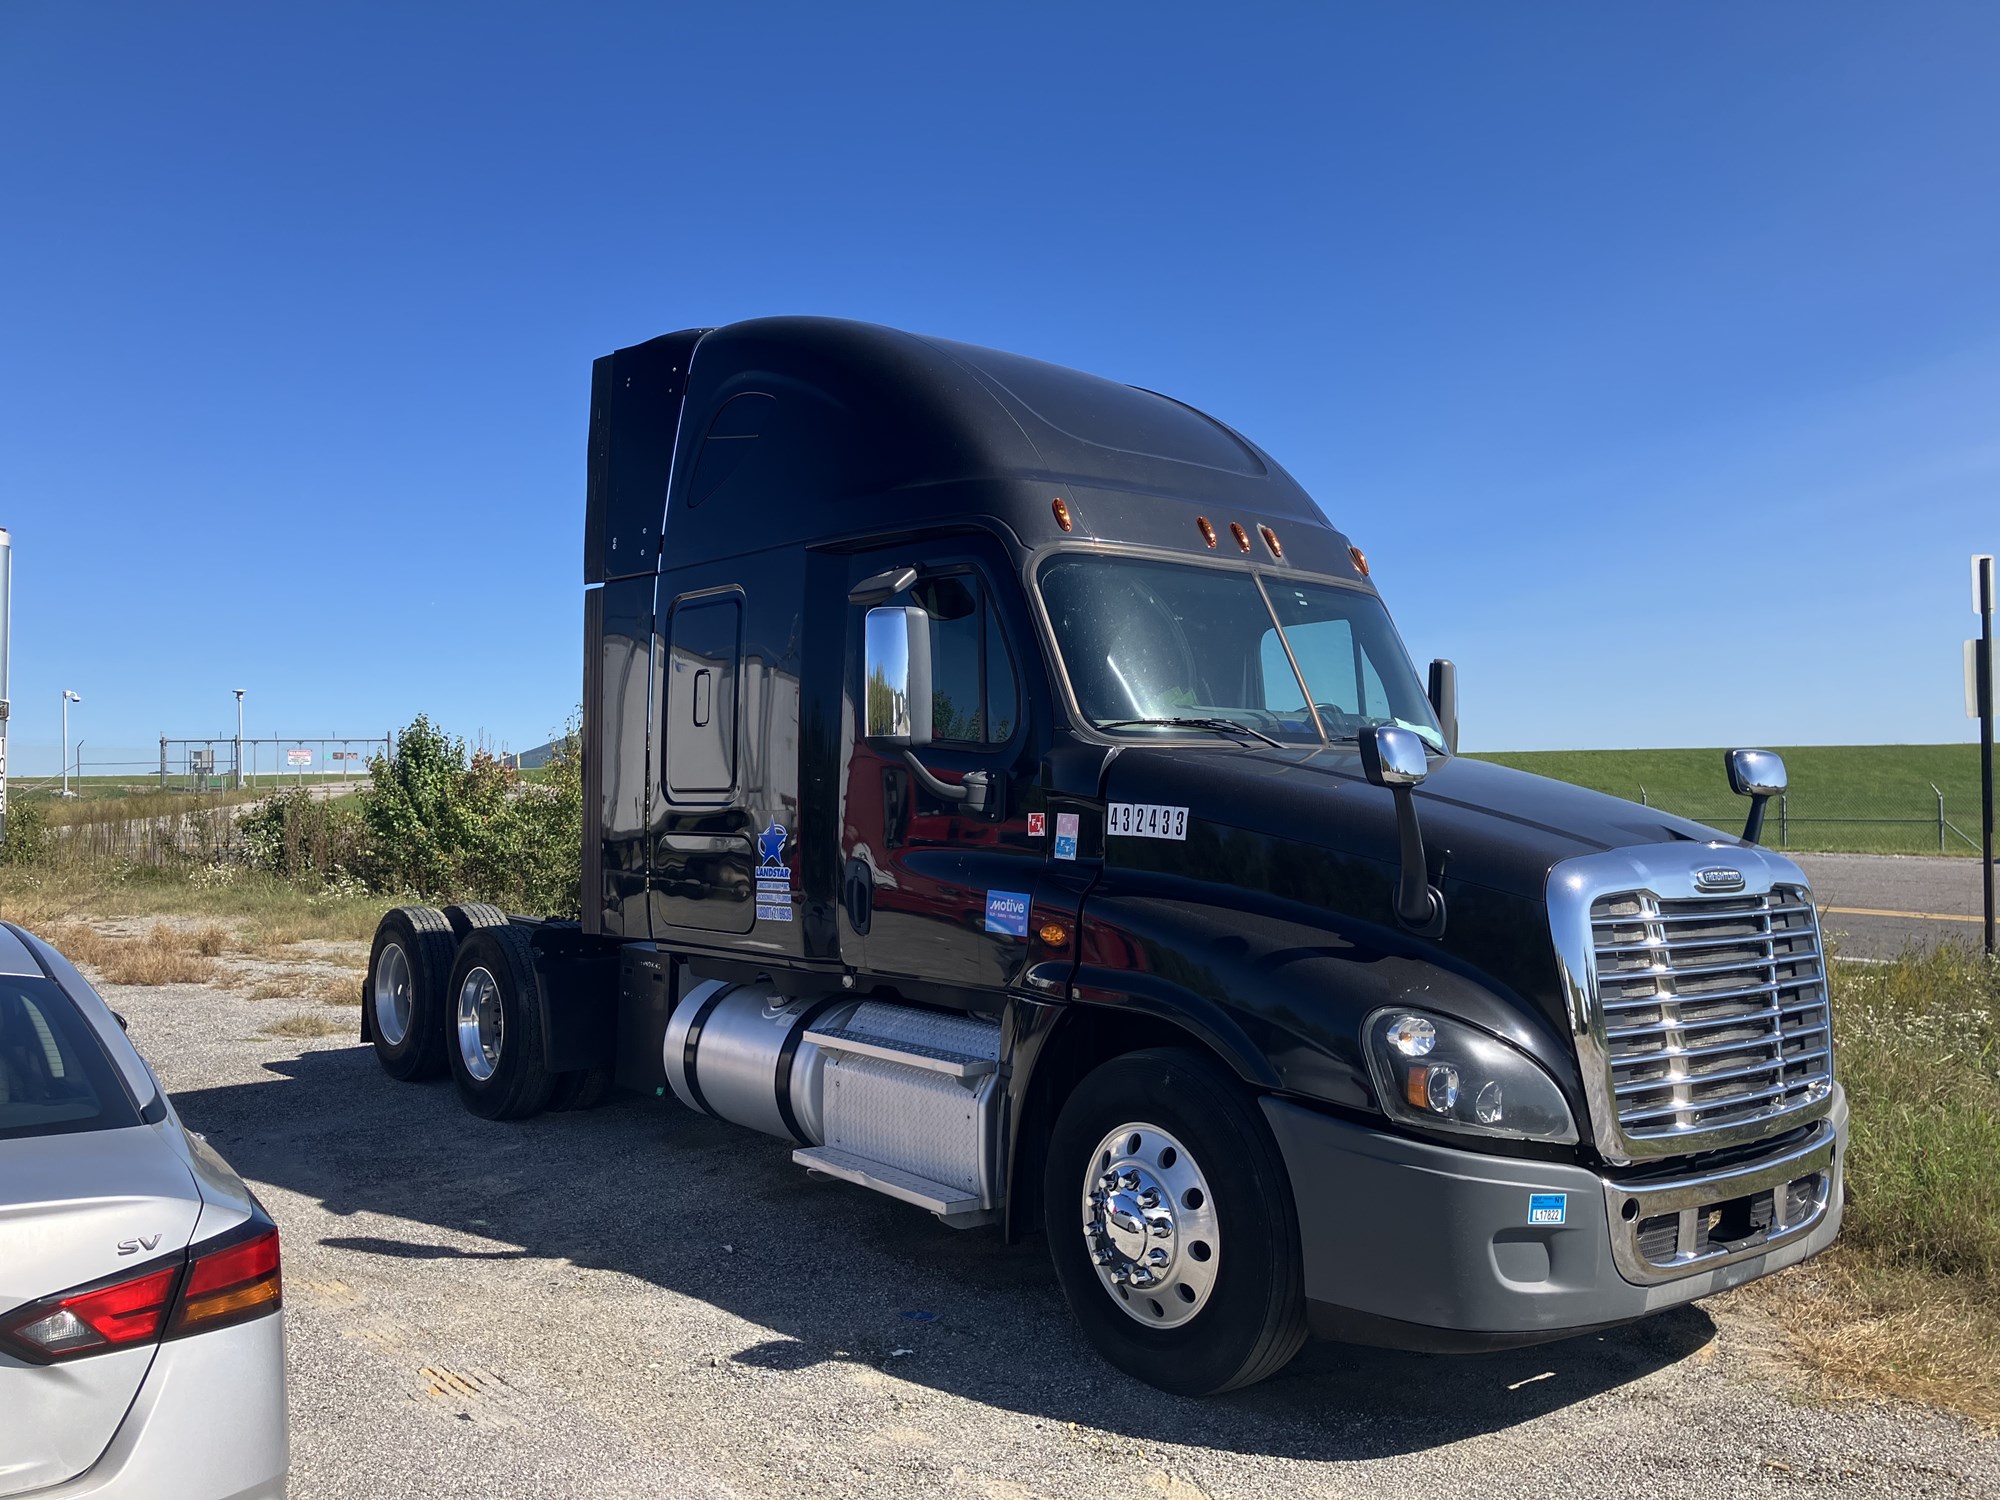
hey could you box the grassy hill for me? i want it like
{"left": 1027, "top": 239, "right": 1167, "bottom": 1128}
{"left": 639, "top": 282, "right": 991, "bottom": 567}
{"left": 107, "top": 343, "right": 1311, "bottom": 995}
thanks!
{"left": 1468, "top": 744, "right": 1986, "bottom": 856}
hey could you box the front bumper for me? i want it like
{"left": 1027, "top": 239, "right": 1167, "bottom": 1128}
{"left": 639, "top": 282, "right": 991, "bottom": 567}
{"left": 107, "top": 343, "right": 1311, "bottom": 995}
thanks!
{"left": 1262, "top": 1085, "right": 1846, "bottom": 1352}
{"left": 36, "top": 1312, "right": 288, "bottom": 1499}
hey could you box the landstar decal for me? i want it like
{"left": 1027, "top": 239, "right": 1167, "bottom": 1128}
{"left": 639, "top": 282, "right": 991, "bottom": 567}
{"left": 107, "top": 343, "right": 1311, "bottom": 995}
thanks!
{"left": 755, "top": 820, "right": 794, "bottom": 923}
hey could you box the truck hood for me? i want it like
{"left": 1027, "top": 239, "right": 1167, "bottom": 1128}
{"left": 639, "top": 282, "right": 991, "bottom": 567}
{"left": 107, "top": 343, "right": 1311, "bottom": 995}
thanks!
{"left": 1102, "top": 745, "right": 1733, "bottom": 905}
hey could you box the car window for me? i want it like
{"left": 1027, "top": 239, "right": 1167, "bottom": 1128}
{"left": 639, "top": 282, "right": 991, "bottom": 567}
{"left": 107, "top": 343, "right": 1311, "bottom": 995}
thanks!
{"left": 0, "top": 977, "right": 142, "bottom": 1140}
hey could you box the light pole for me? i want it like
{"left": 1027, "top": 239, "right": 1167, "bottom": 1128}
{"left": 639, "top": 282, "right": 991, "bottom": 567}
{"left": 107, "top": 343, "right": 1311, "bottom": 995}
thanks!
{"left": 61, "top": 690, "right": 82, "bottom": 797}
{"left": 233, "top": 689, "right": 246, "bottom": 789}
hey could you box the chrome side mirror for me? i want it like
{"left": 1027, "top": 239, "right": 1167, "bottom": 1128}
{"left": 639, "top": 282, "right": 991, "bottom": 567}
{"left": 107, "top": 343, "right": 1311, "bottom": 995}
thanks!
{"left": 1725, "top": 748, "right": 1786, "bottom": 844}
{"left": 864, "top": 607, "right": 933, "bottom": 746}
{"left": 1725, "top": 748, "right": 1786, "bottom": 798}
{"left": 1359, "top": 725, "right": 1444, "bottom": 936}
{"left": 1359, "top": 724, "right": 1430, "bottom": 788}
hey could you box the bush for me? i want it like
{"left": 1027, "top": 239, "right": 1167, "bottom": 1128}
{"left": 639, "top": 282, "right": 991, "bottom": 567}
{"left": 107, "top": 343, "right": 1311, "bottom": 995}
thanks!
{"left": 508, "top": 724, "right": 583, "bottom": 918}
{"left": 356, "top": 716, "right": 514, "bottom": 903}
{"left": 352, "top": 714, "right": 582, "bottom": 917}
{"left": 240, "top": 787, "right": 364, "bottom": 883}
{"left": 0, "top": 803, "right": 49, "bottom": 866}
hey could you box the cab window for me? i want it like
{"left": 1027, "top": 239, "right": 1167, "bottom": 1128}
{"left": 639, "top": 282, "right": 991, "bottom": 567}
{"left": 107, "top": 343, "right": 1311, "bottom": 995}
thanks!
{"left": 892, "top": 574, "right": 1018, "bottom": 746}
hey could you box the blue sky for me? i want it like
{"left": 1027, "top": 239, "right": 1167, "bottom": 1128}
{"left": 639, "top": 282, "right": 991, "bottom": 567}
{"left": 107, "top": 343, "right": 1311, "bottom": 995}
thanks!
{"left": 2, "top": 3, "right": 1995, "bottom": 774}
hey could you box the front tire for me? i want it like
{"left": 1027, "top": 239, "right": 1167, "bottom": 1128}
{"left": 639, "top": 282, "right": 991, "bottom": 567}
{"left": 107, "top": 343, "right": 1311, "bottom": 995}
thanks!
{"left": 366, "top": 907, "right": 455, "bottom": 1081}
{"left": 445, "top": 925, "right": 555, "bottom": 1120}
{"left": 1043, "top": 1048, "right": 1307, "bottom": 1394}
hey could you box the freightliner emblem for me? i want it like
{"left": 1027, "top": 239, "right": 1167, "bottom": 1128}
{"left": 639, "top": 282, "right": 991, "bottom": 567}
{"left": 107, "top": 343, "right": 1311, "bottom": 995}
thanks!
{"left": 1693, "top": 867, "right": 1746, "bottom": 893}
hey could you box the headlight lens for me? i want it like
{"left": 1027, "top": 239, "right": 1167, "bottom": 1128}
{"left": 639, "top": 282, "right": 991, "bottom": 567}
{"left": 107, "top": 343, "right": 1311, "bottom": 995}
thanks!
{"left": 1363, "top": 1008, "right": 1578, "bottom": 1143}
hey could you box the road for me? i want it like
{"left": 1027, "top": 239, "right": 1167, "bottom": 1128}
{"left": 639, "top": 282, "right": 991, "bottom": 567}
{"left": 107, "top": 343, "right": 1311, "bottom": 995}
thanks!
{"left": 1791, "top": 852, "right": 1995, "bottom": 959}
{"left": 109, "top": 973, "right": 1997, "bottom": 1500}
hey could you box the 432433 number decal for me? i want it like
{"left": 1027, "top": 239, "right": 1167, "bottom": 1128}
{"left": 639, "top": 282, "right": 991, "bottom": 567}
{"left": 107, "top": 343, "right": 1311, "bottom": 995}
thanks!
{"left": 1106, "top": 803, "right": 1189, "bottom": 841}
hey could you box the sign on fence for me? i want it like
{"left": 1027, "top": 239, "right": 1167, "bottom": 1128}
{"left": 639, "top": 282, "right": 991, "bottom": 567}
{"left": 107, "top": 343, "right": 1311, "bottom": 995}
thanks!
{"left": 330, "top": 751, "right": 361, "bottom": 761}
{"left": 286, "top": 749, "right": 313, "bottom": 767}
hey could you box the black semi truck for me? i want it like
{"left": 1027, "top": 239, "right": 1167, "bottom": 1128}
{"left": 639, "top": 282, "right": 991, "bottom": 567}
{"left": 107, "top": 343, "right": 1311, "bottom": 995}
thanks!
{"left": 361, "top": 317, "right": 1845, "bottom": 1395}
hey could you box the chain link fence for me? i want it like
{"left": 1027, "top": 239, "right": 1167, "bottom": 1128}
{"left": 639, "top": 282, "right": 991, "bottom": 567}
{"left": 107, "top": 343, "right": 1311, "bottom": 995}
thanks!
{"left": 158, "top": 736, "right": 388, "bottom": 791}
{"left": 1630, "top": 783, "right": 1981, "bottom": 856}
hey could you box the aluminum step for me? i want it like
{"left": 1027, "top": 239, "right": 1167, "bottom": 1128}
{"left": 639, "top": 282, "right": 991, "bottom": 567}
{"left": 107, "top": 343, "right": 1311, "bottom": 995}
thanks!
{"left": 802, "top": 1026, "right": 996, "bottom": 1079}
{"left": 793, "top": 1146, "right": 982, "bottom": 1217}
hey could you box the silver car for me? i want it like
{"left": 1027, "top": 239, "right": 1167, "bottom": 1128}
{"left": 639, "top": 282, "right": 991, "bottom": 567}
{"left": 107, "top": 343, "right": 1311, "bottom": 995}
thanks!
{"left": 0, "top": 922, "right": 287, "bottom": 1499}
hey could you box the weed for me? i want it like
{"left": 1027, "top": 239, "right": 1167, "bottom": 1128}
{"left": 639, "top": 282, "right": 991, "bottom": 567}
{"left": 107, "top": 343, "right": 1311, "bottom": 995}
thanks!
{"left": 90, "top": 924, "right": 220, "bottom": 987}
{"left": 245, "top": 969, "right": 365, "bottom": 1006}
{"left": 1720, "top": 941, "right": 2000, "bottom": 1423}
{"left": 262, "top": 1012, "right": 350, "bottom": 1039}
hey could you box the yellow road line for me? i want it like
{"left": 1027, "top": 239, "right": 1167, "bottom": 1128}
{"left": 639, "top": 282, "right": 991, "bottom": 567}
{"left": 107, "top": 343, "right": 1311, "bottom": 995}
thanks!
{"left": 1821, "top": 904, "right": 1984, "bottom": 924}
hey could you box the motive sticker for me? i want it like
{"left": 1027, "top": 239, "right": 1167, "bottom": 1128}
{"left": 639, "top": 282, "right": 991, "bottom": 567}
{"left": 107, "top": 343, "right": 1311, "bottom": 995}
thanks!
{"left": 984, "top": 890, "right": 1031, "bottom": 938}
{"left": 1027, "top": 812, "right": 1046, "bottom": 838}
{"left": 1105, "top": 803, "right": 1188, "bottom": 841}
{"left": 1053, "top": 811, "right": 1080, "bottom": 862}
{"left": 755, "top": 821, "right": 794, "bottom": 923}
{"left": 1528, "top": 1193, "right": 1567, "bottom": 1225}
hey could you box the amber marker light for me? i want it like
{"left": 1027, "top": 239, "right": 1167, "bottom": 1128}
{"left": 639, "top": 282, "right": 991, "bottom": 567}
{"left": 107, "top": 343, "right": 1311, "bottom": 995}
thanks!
{"left": 1037, "top": 921, "right": 1071, "bottom": 947}
{"left": 1196, "top": 516, "right": 1217, "bottom": 549}
{"left": 1051, "top": 497, "right": 1073, "bottom": 532}
{"left": 1229, "top": 522, "right": 1251, "bottom": 553}
{"left": 1349, "top": 544, "right": 1370, "bottom": 577}
{"left": 1259, "top": 524, "right": 1283, "bottom": 558}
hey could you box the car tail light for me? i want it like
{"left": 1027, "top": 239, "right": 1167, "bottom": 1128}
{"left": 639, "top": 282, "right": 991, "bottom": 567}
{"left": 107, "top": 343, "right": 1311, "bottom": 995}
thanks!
{"left": 0, "top": 1265, "right": 179, "bottom": 1361}
{"left": 171, "top": 1226, "right": 282, "bottom": 1335}
{"left": 0, "top": 1221, "right": 281, "bottom": 1364}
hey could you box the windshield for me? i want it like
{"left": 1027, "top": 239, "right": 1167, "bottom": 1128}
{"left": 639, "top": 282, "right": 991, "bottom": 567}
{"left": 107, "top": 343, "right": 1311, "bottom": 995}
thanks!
{"left": 0, "top": 975, "right": 140, "bottom": 1140}
{"left": 1036, "top": 553, "right": 1446, "bottom": 751}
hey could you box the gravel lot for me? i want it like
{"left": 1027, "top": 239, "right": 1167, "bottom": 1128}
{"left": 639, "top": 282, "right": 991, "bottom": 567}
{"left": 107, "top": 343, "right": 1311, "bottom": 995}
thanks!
{"left": 105, "top": 969, "right": 1996, "bottom": 1499}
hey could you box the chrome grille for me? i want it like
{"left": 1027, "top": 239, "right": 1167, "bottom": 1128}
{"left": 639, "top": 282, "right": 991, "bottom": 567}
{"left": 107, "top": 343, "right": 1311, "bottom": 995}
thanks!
{"left": 1588, "top": 884, "right": 1832, "bottom": 1150}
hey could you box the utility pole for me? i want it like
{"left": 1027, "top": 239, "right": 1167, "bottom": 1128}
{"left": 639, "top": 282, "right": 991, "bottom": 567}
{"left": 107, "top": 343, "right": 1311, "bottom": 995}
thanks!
{"left": 0, "top": 529, "right": 11, "bottom": 845}
{"left": 61, "top": 689, "right": 81, "bottom": 798}
{"left": 234, "top": 689, "right": 246, "bottom": 789}
{"left": 1975, "top": 554, "right": 1996, "bottom": 957}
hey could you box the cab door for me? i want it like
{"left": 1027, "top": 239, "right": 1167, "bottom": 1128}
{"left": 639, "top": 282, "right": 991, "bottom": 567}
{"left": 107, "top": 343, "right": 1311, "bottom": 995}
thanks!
{"left": 838, "top": 541, "right": 1047, "bottom": 995}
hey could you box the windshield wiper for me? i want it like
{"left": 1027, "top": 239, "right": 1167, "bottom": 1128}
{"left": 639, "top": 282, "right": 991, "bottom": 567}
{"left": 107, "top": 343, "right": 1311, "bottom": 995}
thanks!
{"left": 1096, "top": 717, "right": 1285, "bottom": 749}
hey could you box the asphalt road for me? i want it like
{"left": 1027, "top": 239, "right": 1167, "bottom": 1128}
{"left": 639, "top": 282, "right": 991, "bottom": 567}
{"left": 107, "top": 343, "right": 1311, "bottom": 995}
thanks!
{"left": 109, "top": 976, "right": 1998, "bottom": 1500}
{"left": 1791, "top": 852, "right": 1995, "bottom": 959}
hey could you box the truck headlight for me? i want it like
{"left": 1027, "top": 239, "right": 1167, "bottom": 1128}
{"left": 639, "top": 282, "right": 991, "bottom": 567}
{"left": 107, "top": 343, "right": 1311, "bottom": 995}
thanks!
{"left": 1363, "top": 1008, "right": 1578, "bottom": 1144}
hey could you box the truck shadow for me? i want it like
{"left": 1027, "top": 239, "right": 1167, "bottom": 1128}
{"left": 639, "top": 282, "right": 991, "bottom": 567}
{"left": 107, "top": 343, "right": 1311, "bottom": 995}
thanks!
{"left": 173, "top": 1044, "right": 1717, "bottom": 1463}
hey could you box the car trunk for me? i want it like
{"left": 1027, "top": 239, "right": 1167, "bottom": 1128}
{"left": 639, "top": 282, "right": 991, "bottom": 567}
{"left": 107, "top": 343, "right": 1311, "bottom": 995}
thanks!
{"left": 0, "top": 1125, "right": 203, "bottom": 1496}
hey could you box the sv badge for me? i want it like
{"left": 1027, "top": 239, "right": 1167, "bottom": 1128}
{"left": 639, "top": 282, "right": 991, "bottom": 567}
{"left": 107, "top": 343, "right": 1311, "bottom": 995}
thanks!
{"left": 116, "top": 1235, "right": 162, "bottom": 1256}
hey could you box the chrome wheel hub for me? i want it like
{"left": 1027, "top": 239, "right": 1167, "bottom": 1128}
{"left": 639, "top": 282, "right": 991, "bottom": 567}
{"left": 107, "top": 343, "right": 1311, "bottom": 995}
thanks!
{"left": 1081, "top": 1122, "right": 1220, "bottom": 1328}
{"left": 456, "top": 966, "right": 504, "bottom": 1082}
{"left": 373, "top": 942, "right": 413, "bottom": 1047}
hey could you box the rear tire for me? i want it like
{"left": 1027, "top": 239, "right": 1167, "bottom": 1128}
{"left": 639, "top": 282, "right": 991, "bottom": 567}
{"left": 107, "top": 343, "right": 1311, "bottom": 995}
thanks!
{"left": 548, "top": 1068, "right": 616, "bottom": 1112}
{"left": 445, "top": 925, "right": 556, "bottom": 1120}
{"left": 443, "top": 902, "right": 510, "bottom": 942}
{"left": 1042, "top": 1047, "right": 1307, "bottom": 1395}
{"left": 366, "top": 907, "right": 455, "bottom": 1081}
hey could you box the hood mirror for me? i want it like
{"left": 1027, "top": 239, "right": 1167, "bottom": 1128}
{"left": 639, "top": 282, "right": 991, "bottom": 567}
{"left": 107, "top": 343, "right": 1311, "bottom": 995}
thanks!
{"left": 1359, "top": 726, "right": 1446, "bottom": 936}
{"left": 1360, "top": 724, "right": 1430, "bottom": 787}
{"left": 1725, "top": 748, "right": 1786, "bottom": 845}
